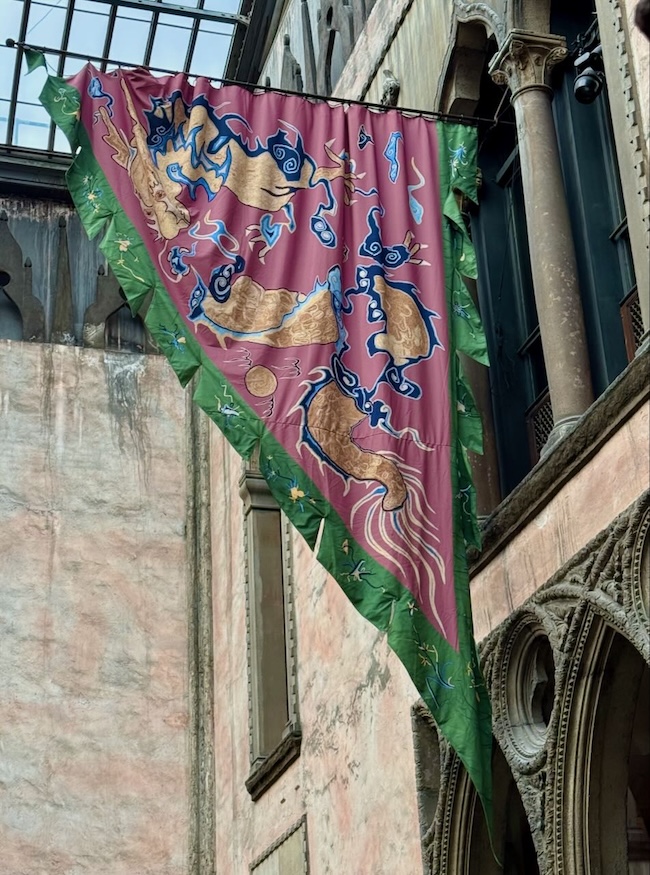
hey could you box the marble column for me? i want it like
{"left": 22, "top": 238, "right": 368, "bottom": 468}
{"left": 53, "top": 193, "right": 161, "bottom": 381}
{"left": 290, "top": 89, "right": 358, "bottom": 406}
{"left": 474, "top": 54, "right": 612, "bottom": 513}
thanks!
{"left": 489, "top": 31, "right": 594, "bottom": 450}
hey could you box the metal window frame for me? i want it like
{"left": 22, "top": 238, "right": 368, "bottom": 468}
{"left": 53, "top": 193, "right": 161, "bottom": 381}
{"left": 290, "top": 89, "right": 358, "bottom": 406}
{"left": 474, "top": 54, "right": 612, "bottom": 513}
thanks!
{"left": 2, "top": 0, "right": 248, "bottom": 159}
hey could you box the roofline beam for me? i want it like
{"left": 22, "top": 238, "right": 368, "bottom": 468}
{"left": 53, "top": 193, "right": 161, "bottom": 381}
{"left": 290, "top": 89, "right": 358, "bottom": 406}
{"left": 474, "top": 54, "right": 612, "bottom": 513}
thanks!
{"left": 89, "top": 0, "right": 249, "bottom": 27}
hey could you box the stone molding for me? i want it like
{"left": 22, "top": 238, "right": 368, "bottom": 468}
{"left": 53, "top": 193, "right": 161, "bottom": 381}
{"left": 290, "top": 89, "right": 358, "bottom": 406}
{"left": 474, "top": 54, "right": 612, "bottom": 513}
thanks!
{"left": 453, "top": 0, "right": 506, "bottom": 43}
{"left": 597, "top": 0, "right": 650, "bottom": 330}
{"left": 423, "top": 490, "right": 650, "bottom": 873}
{"left": 489, "top": 30, "right": 568, "bottom": 99}
{"left": 332, "top": 0, "right": 415, "bottom": 100}
{"left": 187, "top": 392, "right": 216, "bottom": 875}
{"left": 249, "top": 813, "right": 308, "bottom": 871}
{"left": 245, "top": 729, "right": 303, "bottom": 801}
{"left": 240, "top": 464, "right": 301, "bottom": 800}
{"left": 470, "top": 344, "right": 649, "bottom": 577}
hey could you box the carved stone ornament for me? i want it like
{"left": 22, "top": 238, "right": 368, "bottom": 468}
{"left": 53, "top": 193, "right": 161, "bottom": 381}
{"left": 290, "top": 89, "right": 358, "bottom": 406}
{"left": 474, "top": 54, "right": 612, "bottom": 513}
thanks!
{"left": 421, "top": 490, "right": 650, "bottom": 874}
{"left": 489, "top": 30, "right": 568, "bottom": 100}
{"left": 453, "top": 0, "right": 506, "bottom": 43}
{"left": 380, "top": 69, "right": 401, "bottom": 106}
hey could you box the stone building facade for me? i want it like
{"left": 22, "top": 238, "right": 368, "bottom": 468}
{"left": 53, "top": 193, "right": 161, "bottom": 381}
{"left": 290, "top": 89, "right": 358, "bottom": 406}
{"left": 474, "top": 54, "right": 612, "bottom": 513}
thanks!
{"left": 0, "top": 0, "right": 648, "bottom": 873}
{"left": 254, "top": 1, "right": 649, "bottom": 872}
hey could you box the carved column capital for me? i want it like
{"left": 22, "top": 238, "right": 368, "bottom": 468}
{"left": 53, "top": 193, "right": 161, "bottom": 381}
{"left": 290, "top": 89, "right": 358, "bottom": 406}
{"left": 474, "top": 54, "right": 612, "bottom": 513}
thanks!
{"left": 489, "top": 30, "right": 568, "bottom": 99}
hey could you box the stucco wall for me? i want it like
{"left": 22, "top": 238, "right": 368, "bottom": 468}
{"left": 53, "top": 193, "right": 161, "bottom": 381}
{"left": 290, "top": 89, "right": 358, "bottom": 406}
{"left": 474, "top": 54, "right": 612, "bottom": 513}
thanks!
{"left": 209, "top": 432, "right": 423, "bottom": 875}
{"left": 471, "top": 402, "right": 650, "bottom": 641}
{"left": 0, "top": 341, "right": 192, "bottom": 875}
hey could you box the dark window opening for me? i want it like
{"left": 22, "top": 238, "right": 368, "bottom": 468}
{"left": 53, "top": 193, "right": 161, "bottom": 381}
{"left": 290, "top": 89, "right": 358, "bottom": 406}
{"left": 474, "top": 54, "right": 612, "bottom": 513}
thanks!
{"left": 471, "top": 47, "right": 541, "bottom": 495}
{"left": 471, "top": 0, "right": 635, "bottom": 495}
{"left": 0, "top": 270, "right": 23, "bottom": 341}
{"left": 104, "top": 303, "right": 146, "bottom": 353}
{"left": 550, "top": 0, "right": 634, "bottom": 395}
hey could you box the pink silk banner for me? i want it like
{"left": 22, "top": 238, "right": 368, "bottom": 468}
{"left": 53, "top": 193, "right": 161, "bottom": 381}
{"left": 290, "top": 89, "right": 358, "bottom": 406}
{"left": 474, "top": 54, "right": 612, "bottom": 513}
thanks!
{"left": 71, "top": 67, "right": 458, "bottom": 644}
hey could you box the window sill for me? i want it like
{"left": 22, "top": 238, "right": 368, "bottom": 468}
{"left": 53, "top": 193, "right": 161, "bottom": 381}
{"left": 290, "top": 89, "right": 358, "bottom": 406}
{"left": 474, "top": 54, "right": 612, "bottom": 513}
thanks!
{"left": 469, "top": 342, "right": 649, "bottom": 576}
{"left": 245, "top": 729, "right": 302, "bottom": 801}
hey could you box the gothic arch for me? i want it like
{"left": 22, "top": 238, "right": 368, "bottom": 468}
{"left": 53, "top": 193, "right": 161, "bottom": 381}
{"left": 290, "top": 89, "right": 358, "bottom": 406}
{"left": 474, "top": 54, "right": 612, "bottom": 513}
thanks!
{"left": 425, "top": 492, "right": 649, "bottom": 873}
{"left": 551, "top": 609, "right": 650, "bottom": 874}
{"left": 436, "top": 17, "right": 495, "bottom": 116}
{"left": 316, "top": 0, "right": 355, "bottom": 95}
{"left": 435, "top": 742, "right": 541, "bottom": 874}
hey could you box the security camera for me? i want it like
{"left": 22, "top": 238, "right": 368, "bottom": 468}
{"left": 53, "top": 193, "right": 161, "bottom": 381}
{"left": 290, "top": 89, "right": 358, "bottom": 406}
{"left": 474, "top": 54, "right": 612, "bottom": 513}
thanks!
{"left": 574, "top": 44, "right": 605, "bottom": 104}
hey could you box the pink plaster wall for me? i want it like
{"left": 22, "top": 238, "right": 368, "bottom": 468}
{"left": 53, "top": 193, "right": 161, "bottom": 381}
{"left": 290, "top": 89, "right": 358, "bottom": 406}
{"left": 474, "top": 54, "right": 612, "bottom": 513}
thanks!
{"left": 471, "top": 403, "right": 650, "bottom": 641}
{"left": 209, "top": 433, "right": 423, "bottom": 874}
{"left": 0, "top": 341, "right": 191, "bottom": 875}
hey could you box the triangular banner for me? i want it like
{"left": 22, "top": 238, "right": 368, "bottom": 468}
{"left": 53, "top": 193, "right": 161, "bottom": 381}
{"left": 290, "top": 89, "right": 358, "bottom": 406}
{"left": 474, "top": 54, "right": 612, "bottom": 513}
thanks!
{"left": 39, "top": 62, "right": 493, "bottom": 824}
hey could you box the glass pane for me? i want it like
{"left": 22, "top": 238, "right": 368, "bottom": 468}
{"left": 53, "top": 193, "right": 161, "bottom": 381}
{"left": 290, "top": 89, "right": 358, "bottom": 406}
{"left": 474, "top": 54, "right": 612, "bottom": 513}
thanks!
{"left": 62, "top": 55, "right": 88, "bottom": 78}
{"left": 53, "top": 125, "right": 72, "bottom": 153}
{"left": 110, "top": 6, "right": 153, "bottom": 23}
{"left": 0, "top": 43, "right": 18, "bottom": 106}
{"left": 2, "top": 0, "right": 22, "bottom": 46}
{"left": 67, "top": 10, "right": 109, "bottom": 60}
{"left": 204, "top": 0, "right": 241, "bottom": 13}
{"left": 13, "top": 101, "right": 51, "bottom": 149}
{"left": 0, "top": 101, "right": 8, "bottom": 144}
{"left": 24, "top": 4, "right": 66, "bottom": 49}
{"left": 192, "top": 29, "right": 233, "bottom": 78}
{"left": 15, "top": 52, "right": 57, "bottom": 109}
{"left": 249, "top": 508, "right": 289, "bottom": 759}
{"left": 106, "top": 13, "right": 153, "bottom": 64}
{"left": 201, "top": 21, "right": 234, "bottom": 38}
{"left": 75, "top": 0, "right": 109, "bottom": 11}
{"left": 148, "top": 21, "right": 191, "bottom": 74}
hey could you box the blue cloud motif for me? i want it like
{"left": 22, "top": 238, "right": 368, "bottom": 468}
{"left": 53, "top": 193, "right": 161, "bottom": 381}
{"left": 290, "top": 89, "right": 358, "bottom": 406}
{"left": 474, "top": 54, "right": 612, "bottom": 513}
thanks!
{"left": 383, "top": 131, "right": 403, "bottom": 183}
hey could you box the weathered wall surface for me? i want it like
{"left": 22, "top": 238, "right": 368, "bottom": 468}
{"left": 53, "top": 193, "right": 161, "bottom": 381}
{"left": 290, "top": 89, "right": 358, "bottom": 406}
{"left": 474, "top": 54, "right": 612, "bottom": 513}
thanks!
{"left": 337, "top": 0, "right": 453, "bottom": 107}
{"left": 209, "top": 432, "right": 423, "bottom": 874}
{"left": 471, "top": 402, "right": 650, "bottom": 640}
{"left": 0, "top": 341, "right": 192, "bottom": 875}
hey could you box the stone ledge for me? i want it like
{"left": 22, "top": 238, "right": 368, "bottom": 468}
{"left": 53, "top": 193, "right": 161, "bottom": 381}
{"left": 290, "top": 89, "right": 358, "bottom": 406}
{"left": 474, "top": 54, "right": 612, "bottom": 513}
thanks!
{"left": 245, "top": 729, "right": 302, "bottom": 801}
{"left": 470, "top": 346, "right": 649, "bottom": 577}
{"left": 0, "top": 149, "right": 71, "bottom": 201}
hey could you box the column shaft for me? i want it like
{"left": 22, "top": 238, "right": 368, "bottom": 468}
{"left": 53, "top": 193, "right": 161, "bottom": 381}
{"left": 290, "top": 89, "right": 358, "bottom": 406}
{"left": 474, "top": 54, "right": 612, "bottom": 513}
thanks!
{"left": 490, "top": 31, "right": 595, "bottom": 443}
{"left": 512, "top": 87, "right": 594, "bottom": 424}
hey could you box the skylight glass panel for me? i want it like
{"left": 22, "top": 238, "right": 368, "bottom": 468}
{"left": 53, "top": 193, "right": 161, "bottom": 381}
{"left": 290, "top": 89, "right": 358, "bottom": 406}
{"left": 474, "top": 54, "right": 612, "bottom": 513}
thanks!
{"left": 1, "top": 0, "right": 244, "bottom": 153}
{"left": 160, "top": 0, "right": 201, "bottom": 7}
{"left": 106, "top": 12, "right": 154, "bottom": 65}
{"left": 66, "top": 9, "right": 108, "bottom": 59}
{"left": 204, "top": 0, "right": 240, "bottom": 12}
{"left": 12, "top": 99, "right": 50, "bottom": 149}
{"left": 23, "top": 1, "right": 67, "bottom": 49}
{"left": 148, "top": 13, "right": 193, "bottom": 73}
{"left": 192, "top": 25, "right": 233, "bottom": 78}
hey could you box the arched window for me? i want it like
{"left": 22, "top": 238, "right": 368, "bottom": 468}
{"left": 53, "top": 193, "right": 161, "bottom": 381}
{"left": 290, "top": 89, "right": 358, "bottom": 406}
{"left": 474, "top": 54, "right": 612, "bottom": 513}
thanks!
{"left": 104, "top": 303, "right": 146, "bottom": 354}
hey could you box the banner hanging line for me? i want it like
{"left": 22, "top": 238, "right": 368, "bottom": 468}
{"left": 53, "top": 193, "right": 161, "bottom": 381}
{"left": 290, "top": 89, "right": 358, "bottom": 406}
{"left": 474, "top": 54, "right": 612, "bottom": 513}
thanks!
{"left": 6, "top": 38, "right": 513, "bottom": 128}
{"left": 34, "top": 56, "right": 494, "bottom": 832}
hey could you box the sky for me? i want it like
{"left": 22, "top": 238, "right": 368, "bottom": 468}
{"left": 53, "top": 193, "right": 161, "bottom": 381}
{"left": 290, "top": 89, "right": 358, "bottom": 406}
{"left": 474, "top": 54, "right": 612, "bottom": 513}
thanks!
{"left": 0, "top": 0, "right": 242, "bottom": 151}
